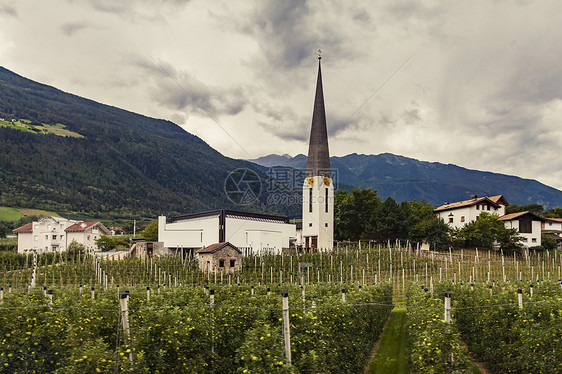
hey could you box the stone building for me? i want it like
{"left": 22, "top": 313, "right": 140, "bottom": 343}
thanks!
{"left": 195, "top": 242, "right": 242, "bottom": 273}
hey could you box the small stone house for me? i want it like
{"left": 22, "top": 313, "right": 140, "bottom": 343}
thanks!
{"left": 196, "top": 242, "right": 242, "bottom": 273}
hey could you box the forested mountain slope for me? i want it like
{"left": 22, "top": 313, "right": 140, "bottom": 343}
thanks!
{"left": 0, "top": 67, "right": 296, "bottom": 219}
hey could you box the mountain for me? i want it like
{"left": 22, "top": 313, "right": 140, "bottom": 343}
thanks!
{"left": 0, "top": 67, "right": 298, "bottom": 220}
{"left": 248, "top": 153, "right": 562, "bottom": 208}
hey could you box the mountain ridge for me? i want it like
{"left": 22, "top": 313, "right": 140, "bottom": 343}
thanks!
{"left": 247, "top": 153, "right": 562, "bottom": 208}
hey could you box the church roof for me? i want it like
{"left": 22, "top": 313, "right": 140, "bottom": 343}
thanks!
{"left": 306, "top": 57, "right": 331, "bottom": 177}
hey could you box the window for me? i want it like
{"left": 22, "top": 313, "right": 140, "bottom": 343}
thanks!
{"left": 519, "top": 219, "right": 532, "bottom": 234}
{"left": 487, "top": 205, "right": 490, "bottom": 211}
{"left": 230, "top": 259, "right": 236, "bottom": 267}
{"left": 461, "top": 216, "right": 465, "bottom": 222}
{"left": 449, "top": 217, "right": 453, "bottom": 223}
{"left": 201, "top": 232, "right": 203, "bottom": 242}
{"left": 476, "top": 205, "right": 480, "bottom": 210}
{"left": 309, "top": 223, "right": 312, "bottom": 227}
{"left": 325, "top": 223, "right": 328, "bottom": 227}
{"left": 532, "top": 238, "right": 537, "bottom": 243}
{"left": 45, "top": 235, "right": 48, "bottom": 240}
{"left": 34, "top": 235, "right": 38, "bottom": 241}
{"left": 87, "top": 235, "right": 91, "bottom": 241}
{"left": 52, "top": 235, "right": 57, "bottom": 240}
{"left": 219, "top": 259, "right": 225, "bottom": 268}
{"left": 476, "top": 216, "right": 479, "bottom": 221}
{"left": 325, "top": 187, "right": 328, "bottom": 213}
{"left": 309, "top": 188, "right": 312, "bottom": 213}
{"left": 523, "top": 237, "right": 528, "bottom": 242}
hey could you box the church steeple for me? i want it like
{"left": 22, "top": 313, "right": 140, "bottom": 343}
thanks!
{"left": 302, "top": 52, "right": 334, "bottom": 252}
{"left": 306, "top": 55, "right": 331, "bottom": 177}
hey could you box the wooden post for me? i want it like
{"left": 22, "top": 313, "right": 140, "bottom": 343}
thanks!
{"left": 530, "top": 284, "right": 533, "bottom": 298}
{"left": 267, "top": 287, "right": 270, "bottom": 297}
{"left": 282, "top": 291, "right": 292, "bottom": 365}
{"left": 119, "top": 292, "right": 133, "bottom": 363}
{"left": 341, "top": 288, "right": 346, "bottom": 302}
{"left": 146, "top": 286, "right": 150, "bottom": 302}
{"left": 444, "top": 292, "right": 451, "bottom": 323}
{"left": 91, "top": 286, "right": 95, "bottom": 299}
{"left": 0, "top": 287, "right": 3, "bottom": 303}
{"left": 518, "top": 288, "right": 523, "bottom": 309}
{"left": 47, "top": 289, "right": 53, "bottom": 307}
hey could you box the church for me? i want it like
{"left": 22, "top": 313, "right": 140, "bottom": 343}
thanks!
{"left": 157, "top": 53, "right": 334, "bottom": 253}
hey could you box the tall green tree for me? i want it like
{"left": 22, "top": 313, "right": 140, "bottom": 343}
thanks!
{"left": 141, "top": 220, "right": 158, "bottom": 241}
{"left": 453, "top": 212, "right": 522, "bottom": 253}
{"left": 334, "top": 189, "right": 380, "bottom": 241}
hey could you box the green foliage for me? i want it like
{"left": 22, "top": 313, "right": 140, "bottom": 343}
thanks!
{"left": 541, "top": 233, "right": 558, "bottom": 251}
{"left": 141, "top": 220, "right": 158, "bottom": 241}
{"left": 452, "top": 281, "right": 562, "bottom": 374}
{"left": 0, "top": 237, "right": 17, "bottom": 251}
{"left": 335, "top": 190, "right": 449, "bottom": 247}
{"left": 94, "top": 236, "right": 117, "bottom": 252}
{"left": 406, "top": 284, "right": 472, "bottom": 373}
{"left": 506, "top": 204, "right": 544, "bottom": 215}
{"left": 0, "top": 206, "right": 23, "bottom": 221}
{"left": 544, "top": 206, "right": 562, "bottom": 218}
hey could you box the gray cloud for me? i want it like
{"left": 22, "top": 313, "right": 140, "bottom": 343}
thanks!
{"left": 78, "top": 0, "right": 191, "bottom": 22}
{"left": 61, "top": 22, "right": 92, "bottom": 36}
{"left": 0, "top": 4, "right": 17, "bottom": 17}
{"left": 132, "top": 56, "right": 248, "bottom": 118}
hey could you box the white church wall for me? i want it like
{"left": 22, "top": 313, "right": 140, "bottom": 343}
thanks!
{"left": 158, "top": 215, "right": 219, "bottom": 248}
{"left": 225, "top": 216, "right": 296, "bottom": 254}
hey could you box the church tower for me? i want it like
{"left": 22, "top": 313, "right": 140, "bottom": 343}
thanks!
{"left": 302, "top": 53, "right": 334, "bottom": 251}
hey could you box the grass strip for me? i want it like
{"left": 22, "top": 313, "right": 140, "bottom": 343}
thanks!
{"left": 366, "top": 306, "right": 409, "bottom": 374}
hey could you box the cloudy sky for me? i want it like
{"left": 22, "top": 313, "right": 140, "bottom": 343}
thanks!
{"left": 1, "top": 0, "right": 561, "bottom": 189}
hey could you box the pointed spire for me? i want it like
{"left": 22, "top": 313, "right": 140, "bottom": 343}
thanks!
{"left": 306, "top": 55, "right": 331, "bottom": 177}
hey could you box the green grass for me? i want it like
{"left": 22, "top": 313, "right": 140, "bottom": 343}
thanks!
{"left": 367, "top": 307, "right": 409, "bottom": 374}
{"left": 0, "top": 206, "right": 62, "bottom": 222}
{"left": 0, "top": 207, "right": 24, "bottom": 221}
{"left": 0, "top": 119, "right": 83, "bottom": 138}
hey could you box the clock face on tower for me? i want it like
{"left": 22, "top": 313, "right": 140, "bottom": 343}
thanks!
{"left": 323, "top": 177, "right": 330, "bottom": 186}
{"left": 307, "top": 177, "right": 314, "bottom": 186}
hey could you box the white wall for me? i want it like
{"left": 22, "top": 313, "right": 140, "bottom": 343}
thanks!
{"left": 226, "top": 216, "right": 296, "bottom": 254}
{"left": 158, "top": 215, "right": 219, "bottom": 248}
{"left": 437, "top": 206, "right": 473, "bottom": 230}
{"left": 544, "top": 221, "right": 562, "bottom": 231}
{"left": 302, "top": 176, "right": 334, "bottom": 251}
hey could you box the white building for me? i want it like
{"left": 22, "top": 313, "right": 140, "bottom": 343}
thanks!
{"left": 499, "top": 211, "right": 544, "bottom": 247}
{"left": 543, "top": 217, "right": 562, "bottom": 233}
{"left": 13, "top": 216, "right": 110, "bottom": 253}
{"left": 435, "top": 195, "right": 509, "bottom": 230}
{"left": 158, "top": 209, "right": 296, "bottom": 255}
{"left": 65, "top": 221, "right": 111, "bottom": 252}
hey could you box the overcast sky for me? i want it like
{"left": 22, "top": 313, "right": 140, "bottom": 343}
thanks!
{"left": 1, "top": 0, "right": 561, "bottom": 190}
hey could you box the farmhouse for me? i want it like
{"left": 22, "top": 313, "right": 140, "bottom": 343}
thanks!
{"left": 499, "top": 211, "right": 545, "bottom": 247}
{"left": 195, "top": 242, "right": 242, "bottom": 273}
{"left": 435, "top": 195, "right": 509, "bottom": 229}
{"left": 13, "top": 216, "right": 110, "bottom": 253}
{"left": 158, "top": 209, "right": 296, "bottom": 255}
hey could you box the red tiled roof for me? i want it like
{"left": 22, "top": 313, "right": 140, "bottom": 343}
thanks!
{"left": 66, "top": 222, "right": 109, "bottom": 233}
{"left": 195, "top": 242, "right": 241, "bottom": 254}
{"left": 13, "top": 222, "right": 33, "bottom": 233}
